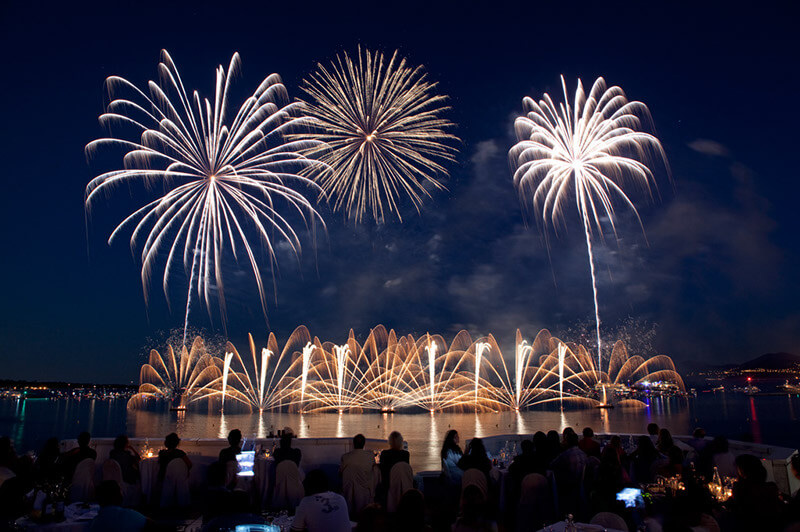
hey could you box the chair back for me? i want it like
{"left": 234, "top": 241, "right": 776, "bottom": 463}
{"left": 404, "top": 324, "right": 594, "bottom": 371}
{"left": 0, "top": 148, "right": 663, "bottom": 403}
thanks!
{"left": 515, "top": 473, "right": 553, "bottom": 531}
{"left": 387, "top": 462, "right": 413, "bottom": 513}
{"left": 461, "top": 468, "right": 488, "bottom": 500}
{"left": 341, "top": 459, "right": 375, "bottom": 517}
{"left": 273, "top": 460, "right": 304, "bottom": 510}
{"left": 590, "top": 511, "right": 628, "bottom": 531}
{"left": 160, "top": 458, "right": 190, "bottom": 508}
{"left": 102, "top": 459, "right": 123, "bottom": 484}
{"left": 69, "top": 458, "right": 95, "bottom": 503}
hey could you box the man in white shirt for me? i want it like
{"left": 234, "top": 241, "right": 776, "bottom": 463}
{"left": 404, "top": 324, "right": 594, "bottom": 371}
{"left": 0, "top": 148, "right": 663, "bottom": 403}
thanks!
{"left": 291, "top": 469, "right": 351, "bottom": 532}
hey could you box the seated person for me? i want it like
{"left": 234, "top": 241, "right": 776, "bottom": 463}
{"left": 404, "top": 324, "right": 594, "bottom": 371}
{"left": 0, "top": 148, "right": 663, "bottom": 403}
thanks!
{"left": 509, "top": 439, "right": 537, "bottom": 495}
{"left": 440, "top": 430, "right": 463, "bottom": 486}
{"left": 157, "top": 432, "right": 192, "bottom": 481}
{"left": 378, "top": 431, "right": 410, "bottom": 496}
{"left": 291, "top": 469, "right": 351, "bottom": 532}
{"left": 340, "top": 433, "right": 375, "bottom": 475}
{"left": 457, "top": 437, "right": 491, "bottom": 477}
{"left": 110, "top": 435, "right": 141, "bottom": 484}
{"left": 62, "top": 431, "right": 97, "bottom": 479}
{"left": 578, "top": 427, "right": 601, "bottom": 458}
{"left": 35, "top": 438, "right": 61, "bottom": 482}
{"left": 453, "top": 484, "right": 498, "bottom": 532}
{"left": 274, "top": 428, "right": 302, "bottom": 466}
{"left": 202, "top": 461, "right": 235, "bottom": 525}
{"left": 728, "top": 454, "right": 783, "bottom": 531}
{"left": 395, "top": 489, "right": 432, "bottom": 532}
{"left": 201, "top": 490, "right": 268, "bottom": 532}
{"left": 90, "top": 480, "right": 153, "bottom": 532}
{"left": 218, "top": 429, "right": 243, "bottom": 465}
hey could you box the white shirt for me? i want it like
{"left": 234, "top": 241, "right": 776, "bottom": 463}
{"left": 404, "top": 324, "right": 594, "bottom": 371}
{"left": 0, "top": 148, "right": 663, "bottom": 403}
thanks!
{"left": 291, "top": 491, "right": 351, "bottom": 532}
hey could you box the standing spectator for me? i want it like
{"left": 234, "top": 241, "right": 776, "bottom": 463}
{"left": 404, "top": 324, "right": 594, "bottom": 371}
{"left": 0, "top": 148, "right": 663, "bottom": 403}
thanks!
{"left": 274, "top": 428, "right": 302, "bottom": 466}
{"left": 291, "top": 469, "right": 351, "bottom": 532}
{"left": 440, "top": 430, "right": 463, "bottom": 486}
{"left": 218, "top": 429, "right": 243, "bottom": 465}
{"left": 578, "top": 427, "right": 601, "bottom": 458}
{"left": 110, "top": 435, "right": 141, "bottom": 484}
{"left": 157, "top": 432, "right": 191, "bottom": 481}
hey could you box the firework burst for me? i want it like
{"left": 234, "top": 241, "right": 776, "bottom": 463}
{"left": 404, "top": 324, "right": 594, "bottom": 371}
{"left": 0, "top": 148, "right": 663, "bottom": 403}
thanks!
{"left": 85, "top": 50, "right": 324, "bottom": 334}
{"left": 294, "top": 47, "right": 458, "bottom": 223}
{"left": 509, "top": 76, "right": 667, "bottom": 371}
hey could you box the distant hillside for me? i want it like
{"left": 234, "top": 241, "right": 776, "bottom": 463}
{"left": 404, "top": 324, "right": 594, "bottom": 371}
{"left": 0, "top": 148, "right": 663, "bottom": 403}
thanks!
{"left": 738, "top": 352, "right": 800, "bottom": 370}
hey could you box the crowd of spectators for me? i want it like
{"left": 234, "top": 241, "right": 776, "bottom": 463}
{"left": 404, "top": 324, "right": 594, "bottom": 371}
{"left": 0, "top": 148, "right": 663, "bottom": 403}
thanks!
{"left": 2, "top": 424, "right": 800, "bottom": 531}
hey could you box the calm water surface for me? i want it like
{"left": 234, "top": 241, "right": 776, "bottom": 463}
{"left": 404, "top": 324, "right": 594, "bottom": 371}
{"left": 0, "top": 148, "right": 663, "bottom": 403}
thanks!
{"left": 3, "top": 393, "right": 799, "bottom": 471}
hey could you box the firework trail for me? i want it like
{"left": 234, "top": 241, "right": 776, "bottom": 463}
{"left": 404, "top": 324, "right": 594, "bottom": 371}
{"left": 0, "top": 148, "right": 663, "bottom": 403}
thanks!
{"left": 85, "top": 51, "right": 325, "bottom": 340}
{"left": 509, "top": 76, "right": 667, "bottom": 372}
{"left": 294, "top": 47, "right": 458, "bottom": 223}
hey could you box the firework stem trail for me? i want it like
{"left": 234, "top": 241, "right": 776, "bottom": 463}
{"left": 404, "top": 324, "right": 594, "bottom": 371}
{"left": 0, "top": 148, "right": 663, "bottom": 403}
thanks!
{"left": 581, "top": 213, "right": 602, "bottom": 374}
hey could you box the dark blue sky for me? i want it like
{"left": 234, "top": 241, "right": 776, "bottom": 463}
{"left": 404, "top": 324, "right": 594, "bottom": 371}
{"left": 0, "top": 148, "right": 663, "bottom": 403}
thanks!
{"left": 1, "top": 1, "right": 798, "bottom": 383}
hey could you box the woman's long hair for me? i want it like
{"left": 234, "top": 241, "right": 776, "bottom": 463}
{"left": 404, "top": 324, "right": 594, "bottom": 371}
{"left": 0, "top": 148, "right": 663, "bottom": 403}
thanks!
{"left": 441, "top": 430, "right": 462, "bottom": 460}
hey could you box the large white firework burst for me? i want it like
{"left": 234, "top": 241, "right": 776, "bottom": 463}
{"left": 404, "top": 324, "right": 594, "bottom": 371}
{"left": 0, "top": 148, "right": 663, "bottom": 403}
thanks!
{"left": 85, "top": 50, "right": 324, "bottom": 333}
{"left": 509, "top": 76, "right": 667, "bottom": 371}
{"left": 294, "top": 47, "right": 458, "bottom": 223}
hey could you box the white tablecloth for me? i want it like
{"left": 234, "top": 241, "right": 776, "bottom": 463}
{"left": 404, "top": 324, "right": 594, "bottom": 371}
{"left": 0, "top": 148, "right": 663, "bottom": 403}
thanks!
{"left": 140, "top": 454, "right": 217, "bottom": 503}
{"left": 15, "top": 503, "right": 99, "bottom": 531}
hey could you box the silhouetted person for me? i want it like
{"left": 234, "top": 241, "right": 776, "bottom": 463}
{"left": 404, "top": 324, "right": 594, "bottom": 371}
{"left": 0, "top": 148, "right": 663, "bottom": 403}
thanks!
{"left": 202, "top": 461, "right": 234, "bottom": 525}
{"left": 218, "top": 429, "right": 242, "bottom": 465}
{"left": 90, "top": 480, "right": 152, "bottom": 532}
{"left": 457, "top": 437, "right": 491, "bottom": 477}
{"left": 157, "top": 432, "right": 191, "bottom": 481}
{"left": 395, "top": 489, "right": 431, "bottom": 532}
{"left": 728, "top": 454, "right": 782, "bottom": 531}
{"left": 274, "top": 428, "right": 301, "bottom": 466}
{"left": 63, "top": 431, "right": 97, "bottom": 480}
{"left": 647, "top": 423, "right": 659, "bottom": 443}
{"left": 453, "top": 484, "right": 497, "bottom": 532}
{"left": 291, "top": 469, "right": 351, "bottom": 532}
{"left": 110, "top": 434, "right": 141, "bottom": 484}
{"left": 630, "top": 436, "right": 662, "bottom": 484}
{"left": 578, "top": 427, "right": 601, "bottom": 458}
{"left": 378, "top": 431, "right": 409, "bottom": 499}
{"left": 441, "top": 430, "right": 463, "bottom": 486}
{"left": 35, "top": 437, "right": 62, "bottom": 482}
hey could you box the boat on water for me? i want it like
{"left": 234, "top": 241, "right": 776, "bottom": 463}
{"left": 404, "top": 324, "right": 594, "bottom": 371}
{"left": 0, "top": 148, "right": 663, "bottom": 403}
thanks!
{"left": 732, "top": 385, "right": 760, "bottom": 395}
{"left": 778, "top": 380, "right": 800, "bottom": 394}
{"left": 711, "top": 385, "right": 725, "bottom": 392}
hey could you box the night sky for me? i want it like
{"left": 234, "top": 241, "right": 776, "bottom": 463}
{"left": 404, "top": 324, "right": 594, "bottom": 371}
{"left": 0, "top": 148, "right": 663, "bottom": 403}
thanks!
{"left": 1, "top": 1, "right": 798, "bottom": 383}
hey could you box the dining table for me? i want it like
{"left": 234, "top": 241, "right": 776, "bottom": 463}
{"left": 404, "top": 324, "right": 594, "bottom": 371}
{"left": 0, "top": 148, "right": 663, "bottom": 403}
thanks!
{"left": 14, "top": 503, "right": 99, "bottom": 532}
